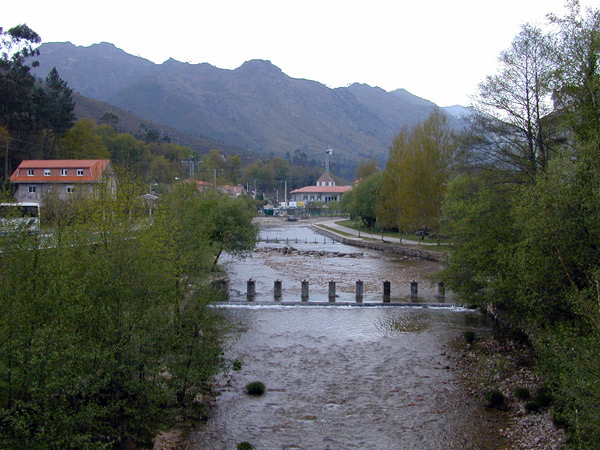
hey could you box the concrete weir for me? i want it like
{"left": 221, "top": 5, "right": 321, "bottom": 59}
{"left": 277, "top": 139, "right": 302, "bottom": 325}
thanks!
{"left": 214, "top": 301, "right": 458, "bottom": 307}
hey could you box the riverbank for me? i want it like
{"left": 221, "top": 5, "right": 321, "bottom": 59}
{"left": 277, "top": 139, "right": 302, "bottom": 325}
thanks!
{"left": 450, "top": 332, "right": 567, "bottom": 450}
{"left": 306, "top": 218, "right": 567, "bottom": 449}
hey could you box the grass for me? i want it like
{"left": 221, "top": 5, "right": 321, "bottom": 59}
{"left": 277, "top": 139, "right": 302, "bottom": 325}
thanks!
{"left": 313, "top": 224, "right": 354, "bottom": 237}
{"left": 334, "top": 220, "right": 453, "bottom": 245}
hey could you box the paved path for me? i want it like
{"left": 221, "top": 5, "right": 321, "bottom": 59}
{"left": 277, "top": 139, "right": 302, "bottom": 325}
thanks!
{"left": 313, "top": 219, "right": 439, "bottom": 246}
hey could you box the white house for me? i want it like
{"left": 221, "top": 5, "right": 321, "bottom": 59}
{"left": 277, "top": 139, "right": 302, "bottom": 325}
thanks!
{"left": 289, "top": 172, "right": 351, "bottom": 205}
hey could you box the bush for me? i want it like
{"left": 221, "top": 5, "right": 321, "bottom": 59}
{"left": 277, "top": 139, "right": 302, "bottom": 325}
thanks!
{"left": 524, "top": 386, "right": 554, "bottom": 413}
{"left": 514, "top": 387, "right": 531, "bottom": 400}
{"left": 534, "top": 386, "right": 553, "bottom": 407}
{"left": 245, "top": 382, "right": 266, "bottom": 396}
{"left": 237, "top": 442, "right": 254, "bottom": 450}
{"left": 525, "top": 400, "right": 542, "bottom": 413}
{"left": 232, "top": 359, "right": 243, "bottom": 371}
{"left": 463, "top": 331, "right": 476, "bottom": 343}
{"left": 485, "top": 389, "right": 506, "bottom": 409}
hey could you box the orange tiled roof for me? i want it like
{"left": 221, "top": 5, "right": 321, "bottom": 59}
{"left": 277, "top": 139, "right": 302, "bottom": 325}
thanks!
{"left": 10, "top": 160, "right": 111, "bottom": 183}
{"left": 289, "top": 186, "right": 351, "bottom": 194}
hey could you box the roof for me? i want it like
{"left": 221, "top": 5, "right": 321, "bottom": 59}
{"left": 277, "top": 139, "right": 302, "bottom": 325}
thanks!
{"left": 10, "top": 160, "right": 111, "bottom": 183}
{"left": 220, "top": 185, "right": 246, "bottom": 196}
{"left": 316, "top": 172, "right": 335, "bottom": 184}
{"left": 289, "top": 186, "right": 352, "bottom": 194}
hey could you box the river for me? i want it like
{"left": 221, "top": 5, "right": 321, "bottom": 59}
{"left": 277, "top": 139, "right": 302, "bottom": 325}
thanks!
{"left": 185, "top": 221, "right": 506, "bottom": 449}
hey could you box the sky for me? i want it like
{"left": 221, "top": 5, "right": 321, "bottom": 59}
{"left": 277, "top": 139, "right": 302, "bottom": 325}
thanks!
{"left": 3, "top": 0, "right": 597, "bottom": 107}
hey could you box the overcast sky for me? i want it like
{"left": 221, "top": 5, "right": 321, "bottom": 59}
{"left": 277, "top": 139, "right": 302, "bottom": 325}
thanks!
{"left": 3, "top": 0, "right": 596, "bottom": 107}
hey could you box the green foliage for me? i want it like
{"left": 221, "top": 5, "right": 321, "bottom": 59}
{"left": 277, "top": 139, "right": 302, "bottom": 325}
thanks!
{"left": 0, "top": 177, "right": 257, "bottom": 448}
{"left": 237, "top": 442, "right": 254, "bottom": 450}
{"left": 514, "top": 387, "right": 531, "bottom": 400}
{"left": 232, "top": 359, "right": 243, "bottom": 371}
{"left": 355, "top": 157, "right": 378, "bottom": 180}
{"left": 339, "top": 172, "right": 382, "bottom": 228}
{"left": 463, "top": 331, "right": 476, "bottom": 344}
{"left": 441, "top": 4, "right": 600, "bottom": 448}
{"left": 245, "top": 382, "right": 266, "bottom": 396}
{"left": 379, "top": 108, "right": 457, "bottom": 236}
{"left": 485, "top": 390, "right": 506, "bottom": 409}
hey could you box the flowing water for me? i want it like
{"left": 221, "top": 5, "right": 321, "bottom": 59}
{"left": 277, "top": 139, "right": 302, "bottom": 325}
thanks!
{"left": 186, "top": 222, "right": 505, "bottom": 449}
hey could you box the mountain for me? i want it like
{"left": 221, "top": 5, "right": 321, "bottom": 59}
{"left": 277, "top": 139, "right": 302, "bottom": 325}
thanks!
{"left": 33, "top": 42, "right": 465, "bottom": 164}
{"left": 72, "top": 92, "right": 246, "bottom": 157}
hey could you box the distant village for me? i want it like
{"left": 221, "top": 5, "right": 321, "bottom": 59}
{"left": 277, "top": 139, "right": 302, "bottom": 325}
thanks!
{"left": 6, "top": 158, "right": 353, "bottom": 217}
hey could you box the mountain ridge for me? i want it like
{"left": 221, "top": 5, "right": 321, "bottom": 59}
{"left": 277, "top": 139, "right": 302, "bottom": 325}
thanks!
{"left": 33, "top": 42, "right": 466, "bottom": 164}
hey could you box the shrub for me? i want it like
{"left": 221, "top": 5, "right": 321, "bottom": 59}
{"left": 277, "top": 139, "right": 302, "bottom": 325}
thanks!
{"left": 525, "top": 400, "right": 542, "bottom": 413}
{"left": 463, "top": 331, "right": 476, "bottom": 343}
{"left": 237, "top": 442, "right": 254, "bottom": 450}
{"left": 524, "top": 386, "right": 554, "bottom": 413}
{"left": 485, "top": 389, "right": 506, "bottom": 409}
{"left": 534, "top": 386, "right": 553, "bottom": 407}
{"left": 245, "top": 382, "right": 266, "bottom": 396}
{"left": 232, "top": 359, "right": 243, "bottom": 371}
{"left": 514, "top": 387, "right": 531, "bottom": 400}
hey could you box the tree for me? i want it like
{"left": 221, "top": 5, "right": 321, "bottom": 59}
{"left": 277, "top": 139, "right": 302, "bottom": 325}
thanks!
{"left": 35, "top": 67, "right": 75, "bottom": 158}
{"left": 0, "top": 176, "right": 257, "bottom": 448}
{"left": 548, "top": 1, "right": 600, "bottom": 144}
{"left": 379, "top": 108, "right": 457, "bottom": 237}
{"left": 341, "top": 172, "right": 382, "bottom": 228}
{"left": 57, "top": 119, "right": 110, "bottom": 159}
{"left": 0, "top": 25, "right": 41, "bottom": 178}
{"left": 355, "top": 157, "right": 378, "bottom": 181}
{"left": 468, "top": 24, "right": 556, "bottom": 181}
{"left": 440, "top": 4, "right": 600, "bottom": 446}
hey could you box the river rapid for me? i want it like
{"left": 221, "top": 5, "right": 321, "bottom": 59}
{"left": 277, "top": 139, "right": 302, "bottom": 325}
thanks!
{"left": 185, "top": 221, "right": 506, "bottom": 449}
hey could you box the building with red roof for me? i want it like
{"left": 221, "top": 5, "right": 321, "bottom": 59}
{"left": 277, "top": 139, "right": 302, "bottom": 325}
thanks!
{"left": 10, "top": 159, "right": 115, "bottom": 203}
{"left": 289, "top": 171, "right": 351, "bottom": 205}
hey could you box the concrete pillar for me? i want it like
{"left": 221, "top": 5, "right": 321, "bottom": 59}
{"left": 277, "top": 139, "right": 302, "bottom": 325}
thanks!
{"left": 383, "top": 280, "right": 391, "bottom": 303}
{"left": 247, "top": 278, "right": 256, "bottom": 301}
{"left": 437, "top": 281, "right": 445, "bottom": 301}
{"left": 301, "top": 280, "right": 309, "bottom": 302}
{"left": 356, "top": 280, "right": 363, "bottom": 303}
{"left": 328, "top": 280, "right": 336, "bottom": 302}
{"left": 274, "top": 279, "right": 282, "bottom": 301}
{"left": 410, "top": 280, "right": 418, "bottom": 299}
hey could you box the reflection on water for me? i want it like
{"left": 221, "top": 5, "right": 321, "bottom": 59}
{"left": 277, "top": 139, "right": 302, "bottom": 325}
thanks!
{"left": 375, "top": 310, "right": 431, "bottom": 334}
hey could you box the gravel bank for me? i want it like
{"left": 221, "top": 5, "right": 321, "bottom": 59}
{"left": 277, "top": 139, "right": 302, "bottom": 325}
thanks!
{"left": 449, "top": 333, "right": 567, "bottom": 450}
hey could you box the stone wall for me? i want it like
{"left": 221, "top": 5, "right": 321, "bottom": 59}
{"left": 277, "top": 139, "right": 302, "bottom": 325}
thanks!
{"left": 310, "top": 225, "right": 448, "bottom": 262}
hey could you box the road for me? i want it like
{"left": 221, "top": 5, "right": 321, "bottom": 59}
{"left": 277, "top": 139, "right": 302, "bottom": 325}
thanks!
{"left": 313, "top": 219, "right": 440, "bottom": 246}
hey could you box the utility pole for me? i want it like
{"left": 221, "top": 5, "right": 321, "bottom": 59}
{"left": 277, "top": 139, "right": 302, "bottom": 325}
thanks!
{"left": 284, "top": 180, "right": 288, "bottom": 206}
{"left": 180, "top": 155, "right": 202, "bottom": 180}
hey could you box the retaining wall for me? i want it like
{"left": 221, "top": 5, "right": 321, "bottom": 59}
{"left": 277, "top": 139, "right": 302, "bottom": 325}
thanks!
{"left": 311, "top": 225, "right": 448, "bottom": 262}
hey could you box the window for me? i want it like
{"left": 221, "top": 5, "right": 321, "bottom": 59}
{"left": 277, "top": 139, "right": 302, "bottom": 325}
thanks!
{"left": 27, "top": 169, "right": 34, "bottom": 176}
{"left": 61, "top": 169, "right": 68, "bottom": 176}
{"left": 28, "top": 186, "right": 36, "bottom": 193}
{"left": 66, "top": 186, "right": 74, "bottom": 194}
{"left": 44, "top": 169, "right": 51, "bottom": 176}
{"left": 76, "top": 169, "right": 84, "bottom": 176}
